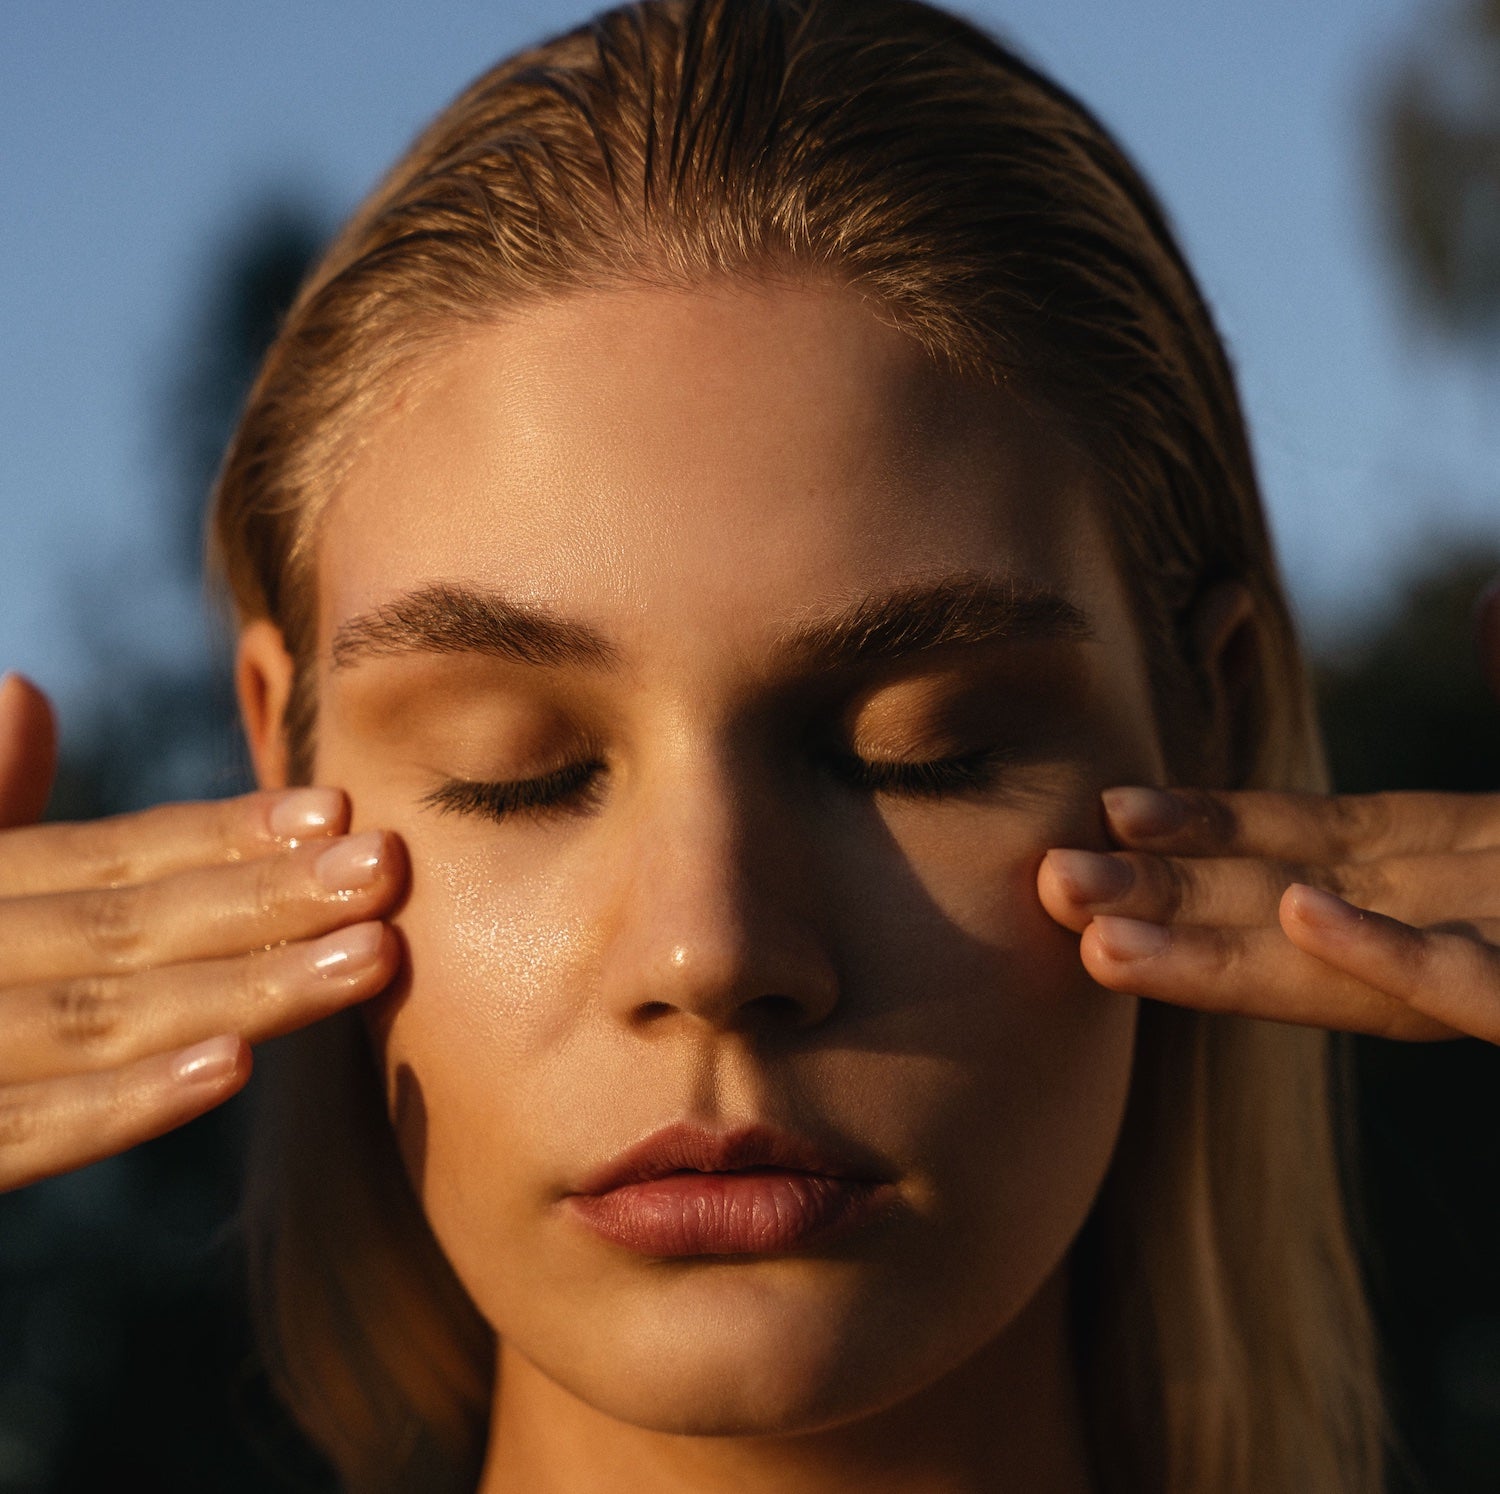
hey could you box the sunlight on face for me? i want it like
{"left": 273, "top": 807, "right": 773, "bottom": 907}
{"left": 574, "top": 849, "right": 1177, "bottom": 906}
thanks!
{"left": 311, "top": 281, "right": 1163, "bottom": 1433}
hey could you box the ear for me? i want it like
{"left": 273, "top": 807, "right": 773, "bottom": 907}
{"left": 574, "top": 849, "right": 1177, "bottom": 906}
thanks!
{"left": 1183, "top": 579, "right": 1259, "bottom": 785}
{"left": 236, "top": 618, "right": 297, "bottom": 790}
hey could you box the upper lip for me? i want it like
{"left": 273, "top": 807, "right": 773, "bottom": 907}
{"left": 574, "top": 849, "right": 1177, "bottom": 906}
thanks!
{"left": 571, "top": 1120, "right": 890, "bottom": 1196}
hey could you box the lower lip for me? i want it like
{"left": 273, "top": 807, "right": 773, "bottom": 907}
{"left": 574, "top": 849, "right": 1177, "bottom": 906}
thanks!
{"left": 567, "top": 1169, "right": 894, "bottom": 1256}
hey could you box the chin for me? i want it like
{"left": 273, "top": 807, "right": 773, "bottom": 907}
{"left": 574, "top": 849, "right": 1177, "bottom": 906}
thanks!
{"left": 506, "top": 1260, "right": 981, "bottom": 1438}
{"left": 543, "top": 1329, "right": 892, "bottom": 1438}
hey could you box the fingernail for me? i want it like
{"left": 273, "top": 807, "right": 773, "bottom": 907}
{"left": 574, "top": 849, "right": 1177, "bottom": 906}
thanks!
{"left": 307, "top": 921, "right": 385, "bottom": 975}
{"left": 270, "top": 787, "right": 345, "bottom": 841}
{"left": 1102, "top": 786, "right": 1186, "bottom": 839}
{"left": 1047, "top": 848, "right": 1134, "bottom": 903}
{"left": 173, "top": 1034, "right": 240, "bottom": 1084}
{"left": 315, "top": 831, "right": 385, "bottom": 893}
{"left": 1093, "top": 915, "right": 1171, "bottom": 960}
{"left": 1289, "top": 883, "right": 1363, "bottom": 931}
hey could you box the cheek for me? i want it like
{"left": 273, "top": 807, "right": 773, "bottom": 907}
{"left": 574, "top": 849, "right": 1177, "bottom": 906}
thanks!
{"left": 840, "top": 785, "right": 1137, "bottom": 1268}
{"left": 368, "top": 830, "right": 607, "bottom": 1213}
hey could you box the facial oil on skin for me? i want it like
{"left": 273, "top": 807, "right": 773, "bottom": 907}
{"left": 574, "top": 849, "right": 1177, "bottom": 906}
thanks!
{"left": 426, "top": 847, "right": 604, "bottom": 1061}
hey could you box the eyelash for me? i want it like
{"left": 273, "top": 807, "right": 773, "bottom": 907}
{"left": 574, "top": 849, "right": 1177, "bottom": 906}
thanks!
{"left": 421, "top": 747, "right": 1012, "bottom": 822}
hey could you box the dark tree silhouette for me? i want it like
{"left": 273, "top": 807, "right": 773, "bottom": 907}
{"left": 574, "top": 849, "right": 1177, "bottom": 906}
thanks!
{"left": 1376, "top": 0, "right": 1500, "bottom": 340}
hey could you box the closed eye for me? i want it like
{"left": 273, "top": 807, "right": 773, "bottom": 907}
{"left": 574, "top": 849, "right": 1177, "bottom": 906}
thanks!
{"left": 421, "top": 746, "right": 1012, "bottom": 823}
{"left": 826, "top": 745, "right": 1012, "bottom": 798}
{"left": 421, "top": 758, "right": 605, "bottom": 820}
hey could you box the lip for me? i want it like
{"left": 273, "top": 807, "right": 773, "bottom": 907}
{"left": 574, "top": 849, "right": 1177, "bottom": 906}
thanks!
{"left": 564, "top": 1120, "right": 899, "bottom": 1258}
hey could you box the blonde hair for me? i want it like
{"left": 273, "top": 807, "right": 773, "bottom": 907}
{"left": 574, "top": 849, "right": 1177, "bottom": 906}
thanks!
{"left": 217, "top": 2, "right": 1387, "bottom": 1488}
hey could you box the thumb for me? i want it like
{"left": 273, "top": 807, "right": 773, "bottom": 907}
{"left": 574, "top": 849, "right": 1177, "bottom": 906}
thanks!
{"left": 0, "top": 673, "right": 59, "bottom": 829}
{"left": 1478, "top": 573, "right": 1500, "bottom": 705}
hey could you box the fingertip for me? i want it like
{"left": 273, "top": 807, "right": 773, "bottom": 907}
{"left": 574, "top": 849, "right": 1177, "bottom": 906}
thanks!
{"left": 1077, "top": 920, "right": 1153, "bottom": 992}
{"left": 172, "top": 1032, "right": 250, "bottom": 1087}
{"left": 1281, "top": 881, "right": 1359, "bottom": 930}
{"left": 374, "top": 826, "right": 412, "bottom": 892}
{"left": 1037, "top": 850, "right": 1091, "bottom": 932}
{"left": 1090, "top": 913, "right": 1171, "bottom": 962}
{"left": 0, "top": 671, "right": 58, "bottom": 828}
{"left": 267, "top": 785, "right": 350, "bottom": 842}
{"left": 1100, "top": 785, "right": 1186, "bottom": 841}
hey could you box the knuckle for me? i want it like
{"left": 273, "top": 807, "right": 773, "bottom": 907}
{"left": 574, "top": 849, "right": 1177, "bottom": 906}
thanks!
{"left": 1271, "top": 859, "right": 1308, "bottom": 906}
{"left": 1334, "top": 792, "right": 1394, "bottom": 855}
{"left": 0, "top": 1097, "right": 36, "bottom": 1152}
{"left": 1155, "top": 857, "right": 1191, "bottom": 920}
{"left": 1318, "top": 857, "right": 1379, "bottom": 906}
{"left": 72, "top": 820, "right": 140, "bottom": 890}
{"left": 1394, "top": 923, "right": 1438, "bottom": 980}
{"left": 46, "top": 977, "right": 124, "bottom": 1053}
{"left": 251, "top": 854, "right": 294, "bottom": 919}
{"left": 73, "top": 886, "right": 148, "bottom": 969}
{"left": 1315, "top": 858, "right": 1349, "bottom": 898}
{"left": 1194, "top": 792, "right": 1239, "bottom": 846}
{"left": 237, "top": 951, "right": 284, "bottom": 1015}
{"left": 1348, "top": 858, "right": 1391, "bottom": 909}
{"left": 1202, "top": 928, "right": 1240, "bottom": 980}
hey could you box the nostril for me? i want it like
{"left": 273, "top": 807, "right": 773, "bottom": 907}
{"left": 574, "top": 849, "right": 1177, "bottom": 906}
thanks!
{"left": 747, "top": 993, "right": 808, "bottom": 1027}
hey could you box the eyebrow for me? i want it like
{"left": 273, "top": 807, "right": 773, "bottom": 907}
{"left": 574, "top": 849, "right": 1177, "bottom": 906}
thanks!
{"left": 331, "top": 581, "right": 620, "bottom": 671}
{"left": 329, "top": 572, "right": 1094, "bottom": 674}
{"left": 775, "top": 572, "right": 1094, "bottom": 671}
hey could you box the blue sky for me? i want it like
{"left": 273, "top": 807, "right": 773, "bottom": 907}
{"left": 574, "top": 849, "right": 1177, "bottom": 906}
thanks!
{"left": 4, "top": 0, "right": 1497, "bottom": 730}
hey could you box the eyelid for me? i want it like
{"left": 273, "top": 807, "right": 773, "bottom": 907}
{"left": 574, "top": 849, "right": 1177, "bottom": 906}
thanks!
{"left": 421, "top": 758, "right": 605, "bottom": 819}
{"left": 826, "top": 744, "right": 1013, "bottom": 797}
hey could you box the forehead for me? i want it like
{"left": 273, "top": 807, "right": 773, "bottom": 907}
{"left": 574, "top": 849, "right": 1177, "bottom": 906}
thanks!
{"left": 317, "top": 281, "right": 1119, "bottom": 654}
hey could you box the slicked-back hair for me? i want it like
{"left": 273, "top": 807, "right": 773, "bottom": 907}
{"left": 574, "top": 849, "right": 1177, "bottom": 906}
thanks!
{"left": 215, "top": 3, "right": 1387, "bottom": 1490}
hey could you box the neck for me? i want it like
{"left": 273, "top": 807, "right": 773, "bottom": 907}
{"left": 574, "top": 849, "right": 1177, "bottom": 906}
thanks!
{"left": 477, "top": 1261, "right": 1095, "bottom": 1494}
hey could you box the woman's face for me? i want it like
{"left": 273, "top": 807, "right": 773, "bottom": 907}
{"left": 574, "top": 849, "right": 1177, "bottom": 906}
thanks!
{"left": 305, "top": 281, "right": 1164, "bottom": 1433}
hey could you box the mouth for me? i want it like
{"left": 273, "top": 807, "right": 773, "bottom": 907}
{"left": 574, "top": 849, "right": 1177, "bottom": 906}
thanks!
{"left": 564, "top": 1120, "right": 900, "bottom": 1258}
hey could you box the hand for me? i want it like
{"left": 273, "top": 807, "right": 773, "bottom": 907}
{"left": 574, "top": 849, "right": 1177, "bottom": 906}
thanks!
{"left": 1037, "top": 571, "right": 1500, "bottom": 1044}
{"left": 0, "top": 674, "right": 406, "bottom": 1191}
{"left": 1038, "top": 785, "right": 1497, "bottom": 1041}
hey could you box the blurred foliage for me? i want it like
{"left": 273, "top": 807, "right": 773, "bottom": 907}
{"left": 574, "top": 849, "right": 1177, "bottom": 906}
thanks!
{"left": 1376, "top": 0, "right": 1500, "bottom": 338}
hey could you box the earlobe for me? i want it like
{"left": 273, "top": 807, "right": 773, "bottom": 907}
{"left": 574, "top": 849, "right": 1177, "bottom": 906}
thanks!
{"left": 236, "top": 618, "right": 297, "bottom": 790}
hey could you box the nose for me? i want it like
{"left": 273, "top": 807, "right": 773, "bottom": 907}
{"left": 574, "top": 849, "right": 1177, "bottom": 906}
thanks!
{"left": 595, "top": 758, "right": 841, "bottom": 1036}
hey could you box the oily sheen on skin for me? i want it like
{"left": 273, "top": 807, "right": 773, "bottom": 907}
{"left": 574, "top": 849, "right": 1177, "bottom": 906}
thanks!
{"left": 241, "top": 281, "right": 1173, "bottom": 1493}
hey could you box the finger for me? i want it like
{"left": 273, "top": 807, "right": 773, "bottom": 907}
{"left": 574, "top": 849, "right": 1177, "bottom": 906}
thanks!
{"left": 0, "top": 830, "right": 404, "bottom": 985}
{"left": 1079, "top": 913, "right": 1462, "bottom": 1041}
{"left": 0, "top": 786, "right": 349, "bottom": 899}
{"left": 0, "top": 921, "right": 398, "bottom": 1084}
{"left": 1040, "top": 845, "right": 1500, "bottom": 932}
{"left": 0, "top": 674, "right": 58, "bottom": 829}
{"left": 1477, "top": 572, "right": 1500, "bottom": 703}
{"left": 1281, "top": 883, "right": 1500, "bottom": 1044}
{"left": 1101, "top": 785, "right": 1500, "bottom": 861}
{"left": 1041, "top": 847, "right": 1304, "bottom": 932}
{"left": 0, "top": 1033, "right": 249, "bottom": 1194}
